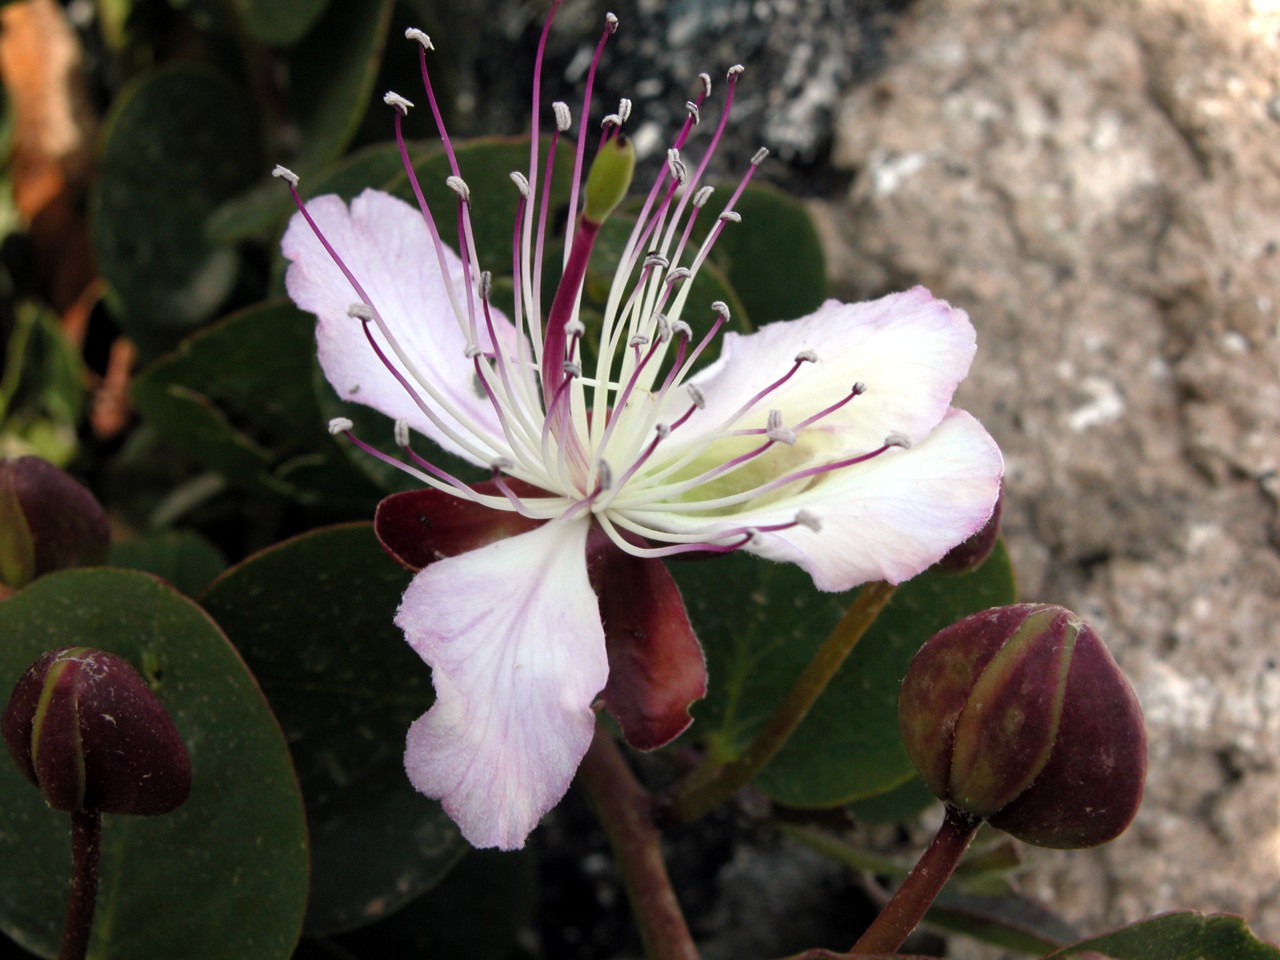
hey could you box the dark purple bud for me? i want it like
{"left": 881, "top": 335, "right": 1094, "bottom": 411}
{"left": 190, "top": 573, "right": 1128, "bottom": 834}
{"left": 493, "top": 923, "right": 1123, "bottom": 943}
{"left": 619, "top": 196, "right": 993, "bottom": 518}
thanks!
{"left": 899, "top": 604, "right": 1146, "bottom": 849}
{"left": 3, "top": 647, "right": 191, "bottom": 815}
{"left": 0, "top": 457, "right": 110, "bottom": 589}
{"left": 935, "top": 483, "right": 1003, "bottom": 574}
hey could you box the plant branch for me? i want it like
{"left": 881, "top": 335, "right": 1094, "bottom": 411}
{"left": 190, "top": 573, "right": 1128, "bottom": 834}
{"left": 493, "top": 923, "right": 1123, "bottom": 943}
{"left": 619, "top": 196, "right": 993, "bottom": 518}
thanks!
{"left": 849, "top": 805, "right": 981, "bottom": 955}
{"left": 663, "top": 581, "right": 897, "bottom": 825}
{"left": 579, "top": 726, "right": 699, "bottom": 960}
{"left": 60, "top": 809, "right": 102, "bottom": 960}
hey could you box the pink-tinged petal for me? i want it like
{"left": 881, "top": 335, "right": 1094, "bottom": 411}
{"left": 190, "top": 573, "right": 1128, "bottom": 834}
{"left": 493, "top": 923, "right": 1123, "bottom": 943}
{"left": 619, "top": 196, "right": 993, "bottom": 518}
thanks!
{"left": 655, "top": 410, "right": 1003, "bottom": 592}
{"left": 398, "top": 520, "right": 607, "bottom": 850}
{"left": 282, "top": 189, "right": 524, "bottom": 465}
{"left": 686, "top": 287, "right": 976, "bottom": 449}
{"left": 375, "top": 484, "right": 544, "bottom": 572}
{"left": 587, "top": 531, "right": 706, "bottom": 751}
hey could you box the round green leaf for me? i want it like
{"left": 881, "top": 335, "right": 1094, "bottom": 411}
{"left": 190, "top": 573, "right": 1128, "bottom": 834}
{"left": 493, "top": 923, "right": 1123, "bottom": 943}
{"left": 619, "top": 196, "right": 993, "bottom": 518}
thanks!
{"left": 674, "top": 542, "right": 1016, "bottom": 807}
{"left": 109, "top": 530, "right": 227, "bottom": 597}
{"left": 200, "top": 524, "right": 467, "bottom": 934}
{"left": 0, "top": 569, "right": 308, "bottom": 959}
{"left": 1042, "top": 911, "right": 1280, "bottom": 959}
{"left": 234, "top": 0, "right": 330, "bottom": 46}
{"left": 90, "top": 66, "right": 261, "bottom": 357}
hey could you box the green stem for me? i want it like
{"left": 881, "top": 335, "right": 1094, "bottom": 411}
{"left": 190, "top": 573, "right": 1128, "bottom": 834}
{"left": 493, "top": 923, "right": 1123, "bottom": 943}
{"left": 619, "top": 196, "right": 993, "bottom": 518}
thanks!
{"left": 578, "top": 727, "right": 699, "bottom": 960}
{"left": 849, "top": 806, "right": 981, "bottom": 955}
{"left": 60, "top": 809, "right": 102, "bottom": 960}
{"left": 663, "top": 581, "right": 897, "bottom": 825}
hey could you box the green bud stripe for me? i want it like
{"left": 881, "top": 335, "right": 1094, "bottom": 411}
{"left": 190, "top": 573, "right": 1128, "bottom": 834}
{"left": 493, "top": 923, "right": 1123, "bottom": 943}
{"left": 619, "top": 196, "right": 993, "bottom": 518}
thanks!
{"left": 949, "top": 608, "right": 1078, "bottom": 816}
{"left": 31, "top": 648, "right": 91, "bottom": 809}
{"left": 0, "top": 467, "right": 35, "bottom": 588}
{"left": 583, "top": 136, "right": 636, "bottom": 224}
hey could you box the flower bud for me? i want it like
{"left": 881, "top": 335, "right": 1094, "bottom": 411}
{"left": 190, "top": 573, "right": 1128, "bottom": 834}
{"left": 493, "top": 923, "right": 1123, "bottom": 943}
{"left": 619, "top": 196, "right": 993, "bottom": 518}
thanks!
{"left": 935, "top": 482, "right": 1003, "bottom": 574}
{"left": 0, "top": 457, "right": 110, "bottom": 589}
{"left": 899, "top": 604, "right": 1145, "bottom": 849}
{"left": 3, "top": 647, "right": 191, "bottom": 815}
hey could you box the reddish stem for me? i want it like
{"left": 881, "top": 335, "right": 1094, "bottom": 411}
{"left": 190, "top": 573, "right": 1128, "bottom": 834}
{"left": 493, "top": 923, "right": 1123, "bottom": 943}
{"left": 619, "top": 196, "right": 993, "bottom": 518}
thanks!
{"left": 849, "top": 805, "right": 981, "bottom": 955}
{"left": 60, "top": 809, "right": 101, "bottom": 960}
{"left": 578, "top": 727, "right": 699, "bottom": 960}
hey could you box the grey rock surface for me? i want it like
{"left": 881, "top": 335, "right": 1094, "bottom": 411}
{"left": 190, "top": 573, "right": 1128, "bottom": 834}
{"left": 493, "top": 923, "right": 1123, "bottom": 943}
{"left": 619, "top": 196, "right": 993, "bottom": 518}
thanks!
{"left": 821, "top": 0, "right": 1280, "bottom": 945}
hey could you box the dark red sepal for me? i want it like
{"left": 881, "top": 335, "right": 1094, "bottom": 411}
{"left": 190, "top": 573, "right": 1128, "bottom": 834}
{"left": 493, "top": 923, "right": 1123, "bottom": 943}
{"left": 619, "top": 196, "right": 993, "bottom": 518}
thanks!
{"left": 588, "top": 531, "right": 707, "bottom": 751}
{"left": 374, "top": 482, "right": 543, "bottom": 572}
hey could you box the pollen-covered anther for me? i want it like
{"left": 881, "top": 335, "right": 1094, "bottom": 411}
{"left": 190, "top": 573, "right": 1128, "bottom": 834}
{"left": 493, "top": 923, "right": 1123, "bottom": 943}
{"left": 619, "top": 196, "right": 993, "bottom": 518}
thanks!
{"left": 346, "top": 303, "right": 374, "bottom": 321}
{"left": 490, "top": 456, "right": 514, "bottom": 473}
{"left": 795, "top": 349, "right": 817, "bottom": 364}
{"left": 795, "top": 509, "right": 822, "bottom": 533}
{"left": 699, "top": 72, "right": 713, "bottom": 97}
{"left": 886, "top": 432, "right": 912, "bottom": 450}
{"left": 478, "top": 270, "right": 493, "bottom": 301}
{"left": 655, "top": 314, "right": 673, "bottom": 343}
{"left": 752, "top": 147, "right": 770, "bottom": 166}
{"left": 629, "top": 334, "right": 650, "bottom": 348}
{"left": 654, "top": 423, "right": 671, "bottom": 439}
{"left": 727, "top": 64, "right": 745, "bottom": 80}
{"left": 711, "top": 300, "right": 731, "bottom": 320}
{"left": 328, "top": 417, "right": 354, "bottom": 435}
{"left": 595, "top": 461, "right": 614, "bottom": 491}
{"left": 693, "top": 185, "right": 715, "bottom": 208}
{"left": 617, "top": 98, "right": 632, "bottom": 123}
{"left": 687, "top": 383, "right": 706, "bottom": 409}
{"left": 685, "top": 101, "right": 701, "bottom": 125}
{"left": 445, "top": 176, "right": 471, "bottom": 203}
{"left": 404, "top": 27, "right": 433, "bottom": 50}
{"left": 605, "top": 11, "right": 619, "bottom": 32}
{"left": 644, "top": 252, "right": 670, "bottom": 270}
{"left": 565, "top": 320, "right": 586, "bottom": 339}
{"left": 852, "top": 381, "right": 867, "bottom": 395}
{"left": 271, "top": 165, "right": 299, "bottom": 185}
{"left": 552, "top": 101, "right": 572, "bottom": 132}
{"left": 383, "top": 91, "right": 414, "bottom": 114}
{"left": 563, "top": 361, "right": 582, "bottom": 378}
{"left": 718, "top": 211, "right": 742, "bottom": 223}
{"left": 667, "top": 149, "right": 688, "bottom": 184}
{"left": 664, "top": 267, "right": 692, "bottom": 287}
{"left": 669, "top": 320, "right": 692, "bottom": 340}
{"left": 767, "top": 410, "right": 797, "bottom": 446}
{"left": 394, "top": 419, "right": 412, "bottom": 448}
{"left": 464, "top": 344, "right": 484, "bottom": 359}
{"left": 509, "top": 171, "right": 531, "bottom": 197}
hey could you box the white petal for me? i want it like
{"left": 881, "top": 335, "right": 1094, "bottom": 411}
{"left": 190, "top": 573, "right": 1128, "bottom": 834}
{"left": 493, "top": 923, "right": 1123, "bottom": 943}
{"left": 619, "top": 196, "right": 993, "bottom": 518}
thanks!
{"left": 282, "top": 189, "right": 524, "bottom": 465}
{"left": 397, "top": 520, "right": 607, "bottom": 849}
{"left": 685, "top": 287, "right": 975, "bottom": 451}
{"left": 653, "top": 410, "right": 1003, "bottom": 591}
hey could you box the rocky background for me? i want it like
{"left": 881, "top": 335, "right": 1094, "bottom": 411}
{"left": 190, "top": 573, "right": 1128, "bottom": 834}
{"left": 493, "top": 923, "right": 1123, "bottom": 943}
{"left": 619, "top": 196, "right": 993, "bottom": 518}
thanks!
{"left": 820, "top": 0, "right": 1280, "bottom": 947}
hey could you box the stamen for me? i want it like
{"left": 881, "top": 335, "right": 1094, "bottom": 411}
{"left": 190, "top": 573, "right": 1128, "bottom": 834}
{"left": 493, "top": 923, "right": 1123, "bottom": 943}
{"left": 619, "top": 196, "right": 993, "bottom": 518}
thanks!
{"left": 383, "top": 91, "right": 414, "bottom": 114}
{"left": 328, "top": 417, "right": 353, "bottom": 435}
{"left": 667, "top": 149, "right": 688, "bottom": 185}
{"left": 693, "top": 185, "right": 715, "bottom": 208}
{"left": 685, "top": 101, "right": 701, "bottom": 125}
{"left": 644, "top": 252, "right": 670, "bottom": 270}
{"left": 394, "top": 419, "right": 412, "bottom": 448}
{"left": 718, "top": 211, "right": 742, "bottom": 223}
{"left": 271, "top": 165, "right": 299, "bottom": 185}
{"left": 752, "top": 146, "right": 769, "bottom": 166}
{"left": 766, "top": 410, "right": 797, "bottom": 446}
{"left": 617, "top": 98, "right": 632, "bottom": 124}
{"left": 404, "top": 27, "right": 433, "bottom": 50}
{"left": 552, "top": 101, "right": 572, "bottom": 132}
{"left": 565, "top": 320, "right": 586, "bottom": 338}
{"left": 699, "top": 73, "right": 712, "bottom": 97}
{"left": 664, "top": 267, "right": 692, "bottom": 286}
{"left": 601, "top": 114, "right": 622, "bottom": 130}
{"left": 509, "top": 171, "right": 531, "bottom": 197}
{"left": 596, "top": 461, "right": 613, "bottom": 492}
{"left": 347, "top": 303, "right": 373, "bottom": 321}
{"left": 605, "top": 12, "right": 618, "bottom": 32}
{"left": 796, "top": 510, "right": 821, "bottom": 533}
{"left": 886, "top": 432, "right": 912, "bottom": 449}
{"left": 479, "top": 270, "right": 492, "bottom": 301}
{"left": 687, "top": 384, "right": 706, "bottom": 408}
{"left": 727, "top": 64, "right": 744, "bottom": 79}
{"left": 445, "top": 175, "right": 471, "bottom": 203}
{"left": 669, "top": 319, "right": 692, "bottom": 339}
{"left": 629, "top": 334, "right": 649, "bottom": 347}
{"left": 795, "top": 350, "right": 817, "bottom": 364}
{"left": 712, "top": 300, "right": 731, "bottom": 320}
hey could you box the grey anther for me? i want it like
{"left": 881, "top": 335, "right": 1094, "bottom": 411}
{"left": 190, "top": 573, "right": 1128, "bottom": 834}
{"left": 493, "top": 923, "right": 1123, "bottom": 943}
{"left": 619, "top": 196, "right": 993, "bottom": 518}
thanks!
{"left": 655, "top": 314, "right": 673, "bottom": 342}
{"left": 383, "top": 91, "right": 414, "bottom": 114}
{"left": 667, "top": 148, "right": 688, "bottom": 184}
{"left": 327, "top": 417, "right": 354, "bottom": 435}
{"left": 605, "top": 12, "right": 619, "bottom": 32}
{"left": 565, "top": 320, "right": 586, "bottom": 338}
{"left": 464, "top": 344, "right": 483, "bottom": 359}
{"left": 618, "top": 98, "right": 632, "bottom": 123}
{"left": 404, "top": 27, "right": 433, "bottom": 50}
{"left": 711, "top": 300, "right": 731, "bottom": 320}
{"left": 752, "top": 147, "right": 770, "bottom": 166}
{"left": 552, "top": 101, "right": 572, "bottom": 132}
{"left": 665, "top": 267, "right": 692, "bottom": 286}
{"left": 509, "top": 171, "right": 531, "bottom": 197}
{"left": 886, "top": 432, "right": 912, "bottom": 449}
{"left": 795, "top": 349, "right": 817, "bottom": 364}
{"left": 669, "top": 320, "right": 692, "bottom": 339}
{"left": 795, "top": 510, "right": 822, "bottom": 533}
{"left": 491, "top": 456, "right": 514, "bottom": 472}
{"left": 852, "top": 381, "right": 867, "bottom": 395}
{"left": 601, "top": 114, "right": 622, "bottom": 129}
{"left": 346, "top": 303, "right": 374, "bottom": 321}
{"left": 692, "top": 185, "right": 715, "bottom": 208}
{"left": 699, "top": 73, "right": 712, "bottom": 97}
{"left": 686, "top": 384, "right": 706, "bottom": 408}
{"left": 767, "top": 410, "right": 797, "bottom": 446}
{"left": 685, "top": 101, "right": 700, "bottom": 125}
{"left": 271, "top": 165, "right": 299, "bottom": 185}
{"left": 394, "top": 419, "right": 411, "bottom": 448}
{"left": 596, "top": 461, "right": 614, "bottom": 491}
{"left": 654, "top": 423, "right": 671, "bottom": 439}
{"left": 445, "top": 175, "right": 471, "bottom": 202}
{"left": 727, "top": 64, "right": 745, "bottom": 80}
{"left": 479, "top": 271, "right": 493, "bottom": 300}
{"left": 629, "top": 334, "right": 650, "bottom": 348}
{"left": 563, "top": 361, "right": 582, "bottom": 377}
{"left": 644, "top": 252, "right": 670, "bottom": 270}
{"left": 718, "top": 211, "right": 742, "bottom": 223}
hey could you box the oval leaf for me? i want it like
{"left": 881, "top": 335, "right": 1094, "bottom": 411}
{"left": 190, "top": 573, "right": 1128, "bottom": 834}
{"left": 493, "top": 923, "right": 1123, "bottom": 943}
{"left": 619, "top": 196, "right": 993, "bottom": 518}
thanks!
{"left": 0, "top": 569, "right": 308, "bottom": 959}
{"left": 1042, "top": 911, "right": 1280, "bottom": 959}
